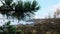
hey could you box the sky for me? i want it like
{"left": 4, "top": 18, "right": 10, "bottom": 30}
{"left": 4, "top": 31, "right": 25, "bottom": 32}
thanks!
{"left": 34, "top": 0, "right": 60, "bottom": 19}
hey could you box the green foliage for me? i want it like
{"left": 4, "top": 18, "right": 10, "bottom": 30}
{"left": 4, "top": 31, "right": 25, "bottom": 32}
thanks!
{"left": 16, "top": 30, "right": 23, "bottom": 34}
{"left": 0, "top": 0, "right": 40, "bottom": 21}
{"left": 0, "top": 21, "right": 23, "bottom": 34}
{"left": 4, "top": 0, "right": 13, "bottom": 5}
